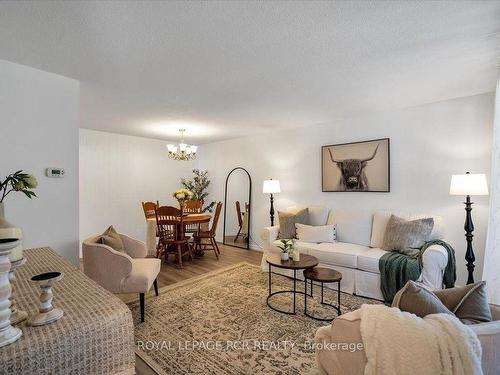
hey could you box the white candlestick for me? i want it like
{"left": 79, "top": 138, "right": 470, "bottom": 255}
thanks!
{"left": 0, "top": 239, "right": 22, "bottom": 347}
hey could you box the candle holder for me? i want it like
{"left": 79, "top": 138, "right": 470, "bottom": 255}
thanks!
{"left": 0, "top": 238, "right": 23, "bottom": 347}
{"left": 9, "top": 258, "right": 27, "bottom": 325}
{"left": 27, "top": 271, "right": 64, "bottom": 326}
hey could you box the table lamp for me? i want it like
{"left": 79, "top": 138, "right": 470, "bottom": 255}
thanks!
{"left": 449, "top": 172, "right": 488, "bottom": 284}
{"left": 263, "top": 179, "right": 280, "bottom": 226}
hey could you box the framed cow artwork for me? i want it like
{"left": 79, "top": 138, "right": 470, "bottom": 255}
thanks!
{"left": 322, "top": 138, "right": 390, "bottom": 192}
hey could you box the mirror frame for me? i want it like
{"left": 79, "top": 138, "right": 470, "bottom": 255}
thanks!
{"left": 223, "top": 167, "right": 252, "bottom": 250}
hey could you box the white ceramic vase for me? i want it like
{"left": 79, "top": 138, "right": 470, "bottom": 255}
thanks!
{"left": 0, "top": 203, "right": 23, "bottom": 262}
{"left": 280, "top": 252, "right": 289, "bottom": 261}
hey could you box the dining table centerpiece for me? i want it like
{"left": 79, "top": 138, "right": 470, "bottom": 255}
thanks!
{"left": 172, "top": 188, "right": 194, "bottom": 209}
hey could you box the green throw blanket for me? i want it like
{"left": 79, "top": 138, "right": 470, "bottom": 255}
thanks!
{"left": 379, "top": 239, "right": 456, "bottom": 304}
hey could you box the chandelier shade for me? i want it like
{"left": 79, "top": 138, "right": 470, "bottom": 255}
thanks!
{"left": 167, "top": 129, "right": 197, "bottom": 161}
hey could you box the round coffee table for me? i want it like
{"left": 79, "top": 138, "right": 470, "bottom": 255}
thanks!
{"left": 303, "top": 267, "right": 342, "bottom": 321}
{"left": 266, "top": 254, "right": 319, "bottom": 315}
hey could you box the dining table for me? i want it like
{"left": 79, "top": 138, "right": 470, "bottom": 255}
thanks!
{"left": 146, "top": 213, "right": 211, "bottom": 257}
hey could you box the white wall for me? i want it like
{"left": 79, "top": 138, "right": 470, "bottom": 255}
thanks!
{"left": 79, "top": 129, "right": 196, "bottom": 247}
{"left": 199, "top": 93, "right": 495, "bottom": 285}
{"left": 0, "top": 60, "right": 80, "bottom": 264}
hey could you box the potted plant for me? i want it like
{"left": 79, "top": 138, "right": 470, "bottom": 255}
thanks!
{"left": 276, "top": 239, "right": 295, "bottom": 261}
{"left": 181, "top": 169, "right": 216, "bottom": 213}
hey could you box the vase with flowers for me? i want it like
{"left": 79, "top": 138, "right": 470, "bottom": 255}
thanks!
{"left": 172, "top": 188, "right": 194, "bottom": 209}
{"left": 0, "top": 171, "right": 37, "bottom": 262}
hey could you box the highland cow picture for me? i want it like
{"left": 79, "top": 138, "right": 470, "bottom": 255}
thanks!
{"left": 322, "top": 138, "right": 390, "bottom": 192}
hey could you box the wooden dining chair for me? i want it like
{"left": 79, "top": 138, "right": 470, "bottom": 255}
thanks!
{"left": 155, "top": 206, "right": 192, "bottom": 268}
{"left": 234, "top": 201, "right": 244, "bottom": 242}
{"left": 142, "top": 201, "right": 159, "bottom": 220}
{"left": 193, "top": 202, "right": 222, "bottom": 259}
{"left": 183, "top": 200, "right": 203, "bottom": 235}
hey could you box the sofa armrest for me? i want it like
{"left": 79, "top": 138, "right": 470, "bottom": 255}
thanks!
{"left": 82, "top": 239, "right": 133, "bottom": 293}
{"left": 260, "top": 226, "right": 280, "bottom": 250}
{"left": 120, "top": 233, "right": 147, "bottom": 258}
{"left": 489, "top": 304, "right": 500, "bottom": 321}
{"left": 420, "top": 243, "right": 448, "bottom": 290}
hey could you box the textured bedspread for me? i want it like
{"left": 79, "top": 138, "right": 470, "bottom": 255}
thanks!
{"left": 0, "top": 247, "right": 135, "bottom": 374}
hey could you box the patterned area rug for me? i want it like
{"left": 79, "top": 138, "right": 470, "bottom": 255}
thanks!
{"left": 129, "top": 263, "right": 381, "bottom": 375}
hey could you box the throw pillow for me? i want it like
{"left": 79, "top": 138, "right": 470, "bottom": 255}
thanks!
{"left": 295, "top": 223, "right": 337, "bottom": 243}
{"left": 382, "top": 215, "right": 434, "bottom": 256}
{"left": 277, "top": 209, "right": 309, "bottom": 239}
{"left": 434, "top": 281, "right": 492, "bottom": 324}
{"left": 99, "top": 225, "right": 125, "bottom": 252}
{"left": 392, "top": 280, "right": 453, "bottom": 318}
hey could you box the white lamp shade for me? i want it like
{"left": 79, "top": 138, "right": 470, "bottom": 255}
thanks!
{"left": 450, "top": 173, "right": 488, "bottom": 196}
{"left": 263, "top": 179, "right": 280, "bottom": 194}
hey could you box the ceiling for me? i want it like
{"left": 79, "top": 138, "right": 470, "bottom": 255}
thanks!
{"left": 0, "top": 1, "right": 499, "bottom": 144}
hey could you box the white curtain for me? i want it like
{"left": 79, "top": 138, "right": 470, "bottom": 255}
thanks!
{"left": 484, "top": 77, "right": 500, "bottom": 304}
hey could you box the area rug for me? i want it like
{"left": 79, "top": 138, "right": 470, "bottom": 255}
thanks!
{"left": 129, "top": 263, "right": 381, "bottom": 375}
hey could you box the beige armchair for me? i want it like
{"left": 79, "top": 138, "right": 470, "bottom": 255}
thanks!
{"left": 82, "top": 233, "right": 161, "bottom": 322}
{"left": 315, "top": 304, "right": 500, "bottom": 375}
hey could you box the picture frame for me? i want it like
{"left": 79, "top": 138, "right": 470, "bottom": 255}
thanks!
{"left": 322, "top": 138, "right": 390, "bottom": 192}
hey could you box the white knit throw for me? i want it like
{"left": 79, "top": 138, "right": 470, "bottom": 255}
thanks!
{"left": 359, "top": 304, "right": 483, "bottom": 375}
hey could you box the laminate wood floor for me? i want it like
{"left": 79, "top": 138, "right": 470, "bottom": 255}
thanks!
{"left": 155, "top": 242, "right": 262, "bottom": 288}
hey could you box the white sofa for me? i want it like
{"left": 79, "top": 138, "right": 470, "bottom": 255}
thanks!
{"left": 260, "top": 206, "right": 449, "bottom": 300}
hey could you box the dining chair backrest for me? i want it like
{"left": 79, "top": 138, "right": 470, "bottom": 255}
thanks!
{"left": 142, "top": 201, "right": 159, "bottom": 219}
{"left": 235, "top": 201, "right": 243, "bottom": 227}
{"left": 184, "top": 200, "right": 203, "bottom": 233}
{"left": 210, "top": 202, "right": 223, "bottom": 236}
{"left": 155, "top": 206, "right": 183, "bottom": 242}
{"left": 183, "top": 200, "right": 203, "bottom": 213}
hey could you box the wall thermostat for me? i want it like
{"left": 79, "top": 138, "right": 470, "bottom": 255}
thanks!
{"left": 45, "top": 168, "right": 65, "bottom": 178}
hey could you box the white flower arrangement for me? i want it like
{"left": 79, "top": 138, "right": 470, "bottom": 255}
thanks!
{"left": 276, "top": 239, "right": 295, "bottom": 254}
{"left": 172, "top": 188, "right": 194, "bottom": 205}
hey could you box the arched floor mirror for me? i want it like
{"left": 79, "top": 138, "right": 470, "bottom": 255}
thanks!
{"left": 223, "top": 167, "right": 251, "bottom": 249}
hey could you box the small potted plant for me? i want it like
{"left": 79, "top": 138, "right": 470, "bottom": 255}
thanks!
{"left": 276, "top": 239, "right": 294, "bottom": 261}
{"left": 172, "top": 188, "right": 194, "bottom": 208}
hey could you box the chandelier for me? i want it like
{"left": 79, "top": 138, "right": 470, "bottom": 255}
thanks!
{"left": 167, "top": 129, "right": 198, "bottom": 161}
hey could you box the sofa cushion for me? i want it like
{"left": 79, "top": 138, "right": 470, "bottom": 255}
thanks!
{"left": 357, "top": 248, "right": 388, "bottom": 274}
{"left": 305, "top": 242, "right": 370, "bottom": 269}
{"left": 371, "top": 211, "right": 444, "bottom": 248}
{"left": 287, "top": 205, "right": 329, "bottom": 226}
{"left": 381, "top": 215, "right": 434, "bottom": 256}
{"left": 327, "top": 209, "right": 373, "bottom": 247}
{"left": 277, "top": 208, "right": 309, "bottom": 239}
{"left": 295, "top": 223, "right": 337, "bottom": 243}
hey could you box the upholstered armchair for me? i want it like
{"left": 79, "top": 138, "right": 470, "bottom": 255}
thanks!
{"left": 82, "top": 233, "right": 161, "bottom": 322}
{"left": 315, "top": 304, "right": 500, "bottom": 375}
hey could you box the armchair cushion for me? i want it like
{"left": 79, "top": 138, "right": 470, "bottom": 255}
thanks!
{"left": 434, "top": 281, "right": 492, "bottom": 324}
{"left": 122, "top": 258, "right": 161, "bottom": 294}
{"left": 392, "top": 280, "right": 453, "bottom": 318}
{"left": 99, "top": 225, "right": 125, "bottom": 252}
